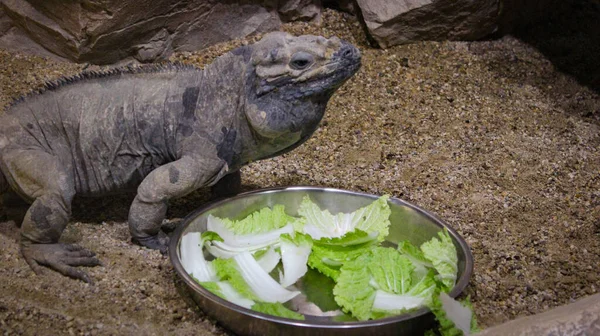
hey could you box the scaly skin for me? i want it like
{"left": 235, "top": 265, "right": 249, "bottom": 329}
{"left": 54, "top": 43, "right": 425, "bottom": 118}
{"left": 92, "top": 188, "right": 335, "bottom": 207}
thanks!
{"left": 0, "top": 32, "right": 361, "bottom": 283}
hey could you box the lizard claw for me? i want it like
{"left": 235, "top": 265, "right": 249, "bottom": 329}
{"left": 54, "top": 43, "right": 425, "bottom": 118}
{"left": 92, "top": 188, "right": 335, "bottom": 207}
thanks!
{"left": 20, "top": 240, "right": 101, "bottom": 284}
{"left": 132, "top": 231, "right": 169, "bottom": 255}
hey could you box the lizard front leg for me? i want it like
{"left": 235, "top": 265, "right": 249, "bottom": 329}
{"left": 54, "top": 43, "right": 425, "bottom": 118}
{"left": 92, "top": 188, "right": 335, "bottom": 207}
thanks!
{"left": 129, "top": 155, "right": 228, "bottom": 253}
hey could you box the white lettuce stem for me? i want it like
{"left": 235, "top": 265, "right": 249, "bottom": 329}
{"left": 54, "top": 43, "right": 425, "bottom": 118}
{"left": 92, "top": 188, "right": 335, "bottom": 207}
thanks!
{"left": 233, "top": 252, "right": 300, "bottom": 303}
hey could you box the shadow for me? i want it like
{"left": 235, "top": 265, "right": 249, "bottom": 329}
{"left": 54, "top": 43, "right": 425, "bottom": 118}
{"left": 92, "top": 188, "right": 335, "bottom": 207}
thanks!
{"left": 70, "top": 181, "right": 271, "bottom": 224}
{"left": 466, "top": 0, "right": 600, "bottom": 124}
{"left": 510, "top": 0, "right": 600, "bottom": 95}
{"left": 70, "top": 193, "right": 135, "bottom": 223}
{"left": 0, "top": 219, "right": 20, "bottom": 242}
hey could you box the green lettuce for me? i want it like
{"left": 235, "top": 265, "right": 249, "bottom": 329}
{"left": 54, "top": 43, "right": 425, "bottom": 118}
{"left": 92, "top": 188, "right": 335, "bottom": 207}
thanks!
{"left": 184, "top": 196, "right": 468, "bottom": 331}
{"left": 371, "top": 269, "right": 438, "bottom": 316}
{"left": 298, "top": 195, "right": 391, "bottom": 241}
{"left": 332, "top": 253, "right": 376, "bottom": 321}
{"left": 308, "top": 242, "right": 376, "bottom": 281}
{"left": 428, "top": 292, "right": 478, "bottom": 336}
{"left": 316, "top": 230, "right": 379, "bottom": 247}
{"left": 206, "top": 214, "right": 294, "bottom": 250}
{"left": 251, "top": 302, "right": 305, "bottom": 320}
{"left": 368, "top": 247, "right": 414, "bottom": 294}
{"left": 254, "top": 246, "right": 281, "bottom": 274}
{"left": 197, "top": 281, "right": 255, "bottom": 309}
{"left": 280, "top": 233, "right": 313, "bottom": 287}
{"left": 213, "top": 258, "right": 259, "bottom": 301}
{"left": 180, "top": 232, "right": 217, "bottom": 281}
{"left": 197, "top": 281, "right": 223, "bottom": 298}
{"left": 420, "top": 230, "right": 458, "bottom": 291}
{"left": 307, "top": 230, "right": 380, "bottom": 280}
{"left": 397, "top": 240, "right": 433, "bottom": 280}
{"left": 221, "top": 204, "right": 295, "bottom": 234}
{"left": 213, "top": 252, "right": 300, "bottom": 303}
{"left": 334, "top": 247, "right": 441, "bottom": 320}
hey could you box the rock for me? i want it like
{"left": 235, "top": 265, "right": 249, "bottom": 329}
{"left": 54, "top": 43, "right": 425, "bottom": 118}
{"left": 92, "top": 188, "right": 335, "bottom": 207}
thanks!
{"left": 0, "top": 0, "right": 323, "bottom": 64}
{"left": 278, "top": 0, "right": 322, "bottom": 22}
{"left": 353, "top": 0, "right": 566, "bottom": 48}
{"left": 0, "top": 7, "right": 68, "bottom": 61}
{"left": 2, "top": 0, "right": 80, "bottom": 59}
{"left": 354, "top": 0, "right": 499, "bottom": 48}
{"left": 478, "top": 293, "right": 600, "bottom": 336}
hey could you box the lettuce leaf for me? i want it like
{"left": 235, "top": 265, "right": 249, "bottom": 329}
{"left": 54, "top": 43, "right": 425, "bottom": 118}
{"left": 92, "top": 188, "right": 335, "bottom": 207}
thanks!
{"left": 332, "top": 253, "right": 376, "bottom": 321}
{"left": 397, "top": 240, "right": 433, "bottom": 280}
{"left": 280, "top": 233, "right": 313, "bottom": 287}
{"left": 371, "top": 291, "right": 428, "bottom": 315}
{"left": 214, "top": 252, "right": 300, "bottom": 303}
{"left": 251, "top": 302, "right": 305, "bottom": 320}
{"left": 207, "top": 214, "right": 294, "bottom": 249}
{"left": 255, "top": 245, "right": 281, "bottom": 274}
{"left": 220, "top": 204, "right": 295, "bottom": 234}
{"left": 316, "top": 230, "right": 378, "bottom": 247}
{"left": 180, "top": 232, "right": 217, "bottom": 282}
{"left": 197, "top": 281, "right": 223, "bottom": 298}
{"left": 308, "top": 243, "right": 376, "bottom": 281}
{"left": 371, "top": 268, "right": 438, "bottom": 316}
{"left": 298, "top": 195, "right": 391, "bottom": 241}
{"left": 197, "top": 281, "right": 256, "bottom": 309}
{"left": 368, "top": 247, "right": 414, "bottom": 294}
{"left": 406, "top": 269, "right": 438, "bottom": 301}
{"left": 420, "top": 230, "right": 458, "bottom": 291}
{"left": 213, "top": 257, "right": 259, "bottom": 301}
{"left": 428, "top": 293, "right": 478, "bottom": 336}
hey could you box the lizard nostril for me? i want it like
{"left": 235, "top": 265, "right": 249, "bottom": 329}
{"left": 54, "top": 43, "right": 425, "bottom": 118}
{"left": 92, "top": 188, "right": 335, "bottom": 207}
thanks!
{"left": 342, "top": 47, "right": 353, "bottom": 58}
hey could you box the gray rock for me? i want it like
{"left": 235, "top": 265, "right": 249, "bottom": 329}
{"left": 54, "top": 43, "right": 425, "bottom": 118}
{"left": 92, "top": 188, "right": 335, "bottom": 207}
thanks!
{"left": 0, "top": 6, "right": 68, "bottom": 61}
{"left": 478, "top": 293, "right": 600, "bottom": 336}
{"left": 354, "top": 0, "right": 499, "bottom": 48}
{"left": 278, "top": 0, "right": 322, "bottom": 22}
{"left": 0, "top": 0, "right": 324, "bottom": 64}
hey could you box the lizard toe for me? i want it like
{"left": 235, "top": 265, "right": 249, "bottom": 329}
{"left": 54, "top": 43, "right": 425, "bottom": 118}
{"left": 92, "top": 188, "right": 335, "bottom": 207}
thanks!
{"left": 132, "top": 232, "right": 170, "bottom": 254}
{"left": 20, "top": 241, "right": 100, "bottom": 283}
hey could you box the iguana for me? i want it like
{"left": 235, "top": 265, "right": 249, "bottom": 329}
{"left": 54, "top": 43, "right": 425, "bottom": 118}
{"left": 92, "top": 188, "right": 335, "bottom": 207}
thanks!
{"left": 0, "top": 32, "right": 361, "bottom": 283}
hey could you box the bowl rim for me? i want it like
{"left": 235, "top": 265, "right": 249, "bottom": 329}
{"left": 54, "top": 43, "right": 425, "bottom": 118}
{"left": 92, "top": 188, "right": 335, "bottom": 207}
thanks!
{"left": 168, "top": 185, "right": 474, "bottom": 329}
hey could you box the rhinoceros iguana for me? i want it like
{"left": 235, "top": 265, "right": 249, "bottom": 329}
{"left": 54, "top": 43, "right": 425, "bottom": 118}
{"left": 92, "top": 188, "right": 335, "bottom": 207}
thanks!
{"left": 0, "top": 32, "right": 361, "bottom": 283}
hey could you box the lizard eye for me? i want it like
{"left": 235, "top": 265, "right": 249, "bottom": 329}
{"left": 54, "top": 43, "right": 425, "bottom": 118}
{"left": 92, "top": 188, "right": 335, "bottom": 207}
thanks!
{"left": 290, "top": 52, "right": 314, "bottom": 70}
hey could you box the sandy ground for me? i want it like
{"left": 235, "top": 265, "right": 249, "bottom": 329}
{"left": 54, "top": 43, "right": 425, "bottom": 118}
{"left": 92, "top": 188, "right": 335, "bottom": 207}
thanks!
{"left": 1, "top": 5, "right": 600, "bottom": 336}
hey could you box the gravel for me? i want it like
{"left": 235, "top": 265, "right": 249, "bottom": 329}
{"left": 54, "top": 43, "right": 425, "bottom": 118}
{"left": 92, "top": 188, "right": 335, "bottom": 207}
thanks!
{"left": 1, "top": 7, "right": 599, "bottom": 335}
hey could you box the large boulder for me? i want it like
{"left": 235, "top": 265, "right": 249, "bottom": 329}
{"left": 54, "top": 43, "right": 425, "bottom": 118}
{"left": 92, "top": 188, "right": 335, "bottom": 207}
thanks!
{"left": 0, "top": 0, "right": 321, "bottom": 64}
{"left": 353, "top": 0, "right": 567, "bottom": 48}
{"left": 478, "top": 293, "right": 600, "bottom": 336}
{"left": 354, "top": 0, "right": 499, "bottom": 48}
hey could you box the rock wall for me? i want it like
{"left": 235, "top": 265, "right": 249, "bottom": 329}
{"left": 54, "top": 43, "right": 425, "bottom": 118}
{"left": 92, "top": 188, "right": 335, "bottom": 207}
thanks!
{"left": 0, "top": 0, "right": 320, "bottom": 64}
{"left": 0, "top": 0, "right": 564, "bottom": 63}
{"left": 353, "top": 0, "right": 565, "bottom": 48}
{"left": 354, "top": 0, "right": 499, "bottom": 48}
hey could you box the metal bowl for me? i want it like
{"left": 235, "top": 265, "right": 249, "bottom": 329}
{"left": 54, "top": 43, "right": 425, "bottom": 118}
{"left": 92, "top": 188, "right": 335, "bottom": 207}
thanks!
{"left": 169, "top": 186, "right": 473, "bottom": 336}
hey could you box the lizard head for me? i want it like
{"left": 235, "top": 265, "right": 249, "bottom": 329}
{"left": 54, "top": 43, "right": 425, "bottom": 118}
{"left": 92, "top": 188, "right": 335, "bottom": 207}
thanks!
{"left": 244, "top": 32, "right": 361, "bottom": 154}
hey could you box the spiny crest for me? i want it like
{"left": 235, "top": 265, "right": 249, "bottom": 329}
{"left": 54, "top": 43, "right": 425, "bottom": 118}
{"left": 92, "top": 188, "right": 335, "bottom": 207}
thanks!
{"left": 9, "top": 62, "right": 201, "bottom": 107}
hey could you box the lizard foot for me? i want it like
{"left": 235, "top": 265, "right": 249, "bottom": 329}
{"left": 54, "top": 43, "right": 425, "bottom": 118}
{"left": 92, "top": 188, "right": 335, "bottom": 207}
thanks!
{"left": 160, "top": 219, "right": 182, "bottom": 234}
{"left": 132, "top": 231, "right": 169, "bottom": 255}
{"left": 20, "top": 241, "right": 101, "bottom": 284}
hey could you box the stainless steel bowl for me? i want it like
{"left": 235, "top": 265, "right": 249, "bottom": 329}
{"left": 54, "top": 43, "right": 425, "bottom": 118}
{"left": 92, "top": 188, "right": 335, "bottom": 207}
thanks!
{"left": 169, "top": 186, "right": 473, "bottom": 336}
